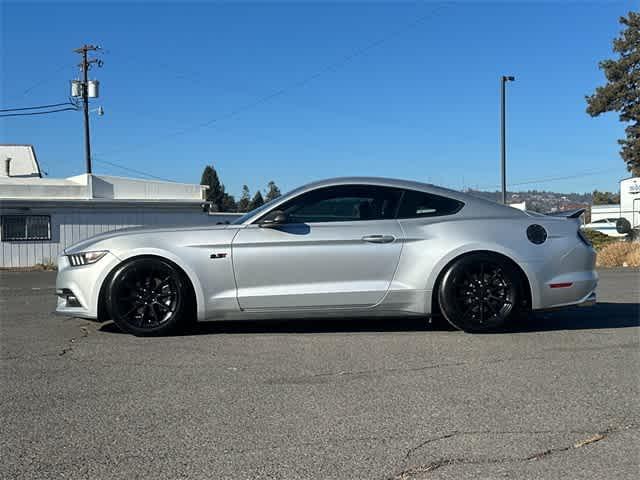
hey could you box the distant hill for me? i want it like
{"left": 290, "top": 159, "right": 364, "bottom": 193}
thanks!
{"left": 465, "top": 189, "right": 593, "bottom": 213}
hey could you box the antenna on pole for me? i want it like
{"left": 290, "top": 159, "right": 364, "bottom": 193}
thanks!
{"left": 70, "top": 44, "right": 103, "bottom": 175}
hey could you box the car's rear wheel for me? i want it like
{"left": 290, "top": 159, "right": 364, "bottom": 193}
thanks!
{"left": 106, "top": 257, "right": 191, "bottom": 336}
{"left": 437, "top": 253, "right": 523, "bottom": 333}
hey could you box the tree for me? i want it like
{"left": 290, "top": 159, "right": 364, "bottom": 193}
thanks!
{"left": 586, "top": 12, "right": 640, "bottom": 176}
{"left": 249, "top": 191, "right": 264, "bottom": 210}
{"left": 200, "top": 165, "right": 237, "bottom": 211}
{"left": 220, "top": 193, "right": 237, "bottom": 212}
{"left": 592, "top": 190, "right": 620, "bottom": 205}
{"left": 200, "top": 165, "right": 225, "bottom": 210}
{"left": 265, "top": 180, "right": 282, "bottom": 202}
{"left": 237, "top": 185, "right": 251, "bottom": 212}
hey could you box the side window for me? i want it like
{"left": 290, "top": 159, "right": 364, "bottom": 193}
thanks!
{"left": 397, "top": 190, "right": 464, "bottom": 219}
{"left": 273, "top": 185, "right": 403, "bottom": 223}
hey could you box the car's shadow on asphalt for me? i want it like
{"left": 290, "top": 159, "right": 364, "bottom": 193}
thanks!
{"left": 98, "top": 302, "right": 639, "bottom": 336}
{"left": 509, "top": 302, "right": 639, "bottom": 333}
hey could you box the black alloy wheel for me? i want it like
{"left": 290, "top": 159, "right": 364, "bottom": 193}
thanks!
{"left": 106, "top": 258, "right": 190, "bottom": 336}
{"left": 438, "top": 253, "right": 523, "bottom": 333}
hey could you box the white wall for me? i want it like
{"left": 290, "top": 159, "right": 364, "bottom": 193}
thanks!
{"left": 0, "top": 145, "right": 41, "bottom": 178}
{"left": 92, "top": 175, "right": 207, "bottom": 200}
{"left": 0, "top": 206, "right": 239, "bottom": 267}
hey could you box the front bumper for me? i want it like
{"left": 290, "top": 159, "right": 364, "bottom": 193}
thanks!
{"left": 55, "top": 251, "right": 122, "bottom": 319}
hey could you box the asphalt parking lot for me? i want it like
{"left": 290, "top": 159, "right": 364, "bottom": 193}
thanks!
{"left": 1, "top": 269, "right": 638, "bottom": 480}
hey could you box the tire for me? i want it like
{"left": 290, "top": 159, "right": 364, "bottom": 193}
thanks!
{"left": 106, "top": 257, "right": 192, "bottom": 336}
{"left": 437, "top": 253, "right": 524, "bottom": 333}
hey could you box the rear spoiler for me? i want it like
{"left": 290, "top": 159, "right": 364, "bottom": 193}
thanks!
{"left": 545, "top": 208, "right": 585, "bottom": 219}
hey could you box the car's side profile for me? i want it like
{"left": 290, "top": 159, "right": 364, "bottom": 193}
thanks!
{"left": 56, "top": 177, "right": 598, "bottom": 335}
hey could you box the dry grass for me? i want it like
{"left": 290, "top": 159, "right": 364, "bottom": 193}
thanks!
{"left": 625, "top": 246, "right": 640, "bottom": 267}
{"left": 0, "top": 260, "right": 57, "bottom": 272}
{"left": 596, "top": 241, "right": 640, "bottom": 267}
{"left": 582, "top": 229, "right": 617, "bottom": 250}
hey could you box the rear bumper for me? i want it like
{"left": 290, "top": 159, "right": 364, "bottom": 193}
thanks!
{"left": 534, "top": 289, "right": 596, "bottom": 312}
{"left": 526, "top": 236, "right": 598, "bottom": 310}
{"left": 577, "top": 290, "right": 597, "bottom": 308}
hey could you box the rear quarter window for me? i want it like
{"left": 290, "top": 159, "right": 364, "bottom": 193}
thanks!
{"left": 397, "top": 190, "right": 464, "bottom": 218}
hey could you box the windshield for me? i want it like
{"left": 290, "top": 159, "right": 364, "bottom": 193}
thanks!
{"left": 232, "top": 197, "right": 281, "bottom": 224}
{"left": 232, "top": 184, "right": 309, "bottom": 224}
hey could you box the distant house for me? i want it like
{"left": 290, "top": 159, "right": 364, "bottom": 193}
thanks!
{"left": 0, "top": 145, "right": 238, "bottom": 267}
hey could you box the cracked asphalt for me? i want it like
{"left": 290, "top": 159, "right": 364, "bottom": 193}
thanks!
{"left": 1, "top": 269, "right": 639, "bottom": 480}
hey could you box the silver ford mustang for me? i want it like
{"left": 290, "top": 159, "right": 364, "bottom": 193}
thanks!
{"left": 56, "top": 177, "right": 597, "bottom": 335}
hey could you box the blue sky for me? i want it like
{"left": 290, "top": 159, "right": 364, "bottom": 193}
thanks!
{"left": 1, "top": 1, "right": 636, "bottom": 197}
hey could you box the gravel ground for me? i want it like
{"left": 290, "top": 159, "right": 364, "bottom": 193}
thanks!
{"left": 1, "top": 268, "right": 638, "bottom": 479}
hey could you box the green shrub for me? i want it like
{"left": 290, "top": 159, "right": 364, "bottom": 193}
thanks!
{"left": 582, "top": 229, "right": 619, "bottom": 250}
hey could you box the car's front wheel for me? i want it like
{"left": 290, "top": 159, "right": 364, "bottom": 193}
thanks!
{"left": 437, "top": 253, "right": 524, "bottom": 333}
{"left": 106, "top": 257, "right": 192, "bottom": 336}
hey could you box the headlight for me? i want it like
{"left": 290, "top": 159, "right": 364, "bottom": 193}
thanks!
{"left": 67, "top": 251, "right": 108, "bottom": 266}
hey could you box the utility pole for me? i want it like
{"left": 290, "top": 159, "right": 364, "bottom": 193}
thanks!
{"left": 71, "top": 45, "right": 102, "bottom": 175}
{"left": 500, "top": 75, "right": 515, "bottom": 204}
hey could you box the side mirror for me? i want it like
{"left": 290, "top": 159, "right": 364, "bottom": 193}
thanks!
{"left": 616, "top": 217, "right": 632, "bottom": 234}
{"left": 259, "top": 210, "right": 288, "bottom": 228}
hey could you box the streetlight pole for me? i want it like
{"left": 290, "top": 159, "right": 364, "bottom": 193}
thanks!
{"left": 500, "top": 75, "right": 515, "bottom": 204}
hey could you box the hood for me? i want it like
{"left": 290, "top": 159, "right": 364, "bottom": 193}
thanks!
{"left": 64, "top": 224, "right": 233, "bottom": 254}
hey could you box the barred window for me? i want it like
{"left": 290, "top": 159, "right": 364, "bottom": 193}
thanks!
{"left": 1, "top": 215, "right": 51, "bottom": 241}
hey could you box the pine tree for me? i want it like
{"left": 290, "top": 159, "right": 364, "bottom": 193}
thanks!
{"left": 586, "top": 12, "right": 640, "bottom": 176}
{"left": 237, "top": 185, "right": 251, "bottom": 212}
{"left": 265, "top": 181, "right": 282, "bottom": 202}
{"left": 200, "top": 165, "right": 237, "bottom": 211}
{"left": 220, "top": 193, "right": 237, "bottom": 212}
{"left": 249, "top": 191, "right": 264, "bottom": 210}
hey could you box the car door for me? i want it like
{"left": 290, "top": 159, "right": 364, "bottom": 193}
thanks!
{"left": 231, "top": 184, "right": 404, "bottom": 310}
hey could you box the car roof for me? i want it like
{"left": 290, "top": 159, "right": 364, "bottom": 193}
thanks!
{"left": 238, "top": 176, "right": 526, "bottom": 224}
{"left": 299, "top": 176, "right": 523, "bottom": 211}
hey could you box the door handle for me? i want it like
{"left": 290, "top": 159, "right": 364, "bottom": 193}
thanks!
{"left": 361, "top": 235, "right": 395, "bottom": 244}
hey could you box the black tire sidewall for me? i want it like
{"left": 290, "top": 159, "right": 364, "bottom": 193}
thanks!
{"left": 438, "top": 253, "right": 523, "bottom": 333}
{"left": 106, "top": 258, "right": 188, "bottom": 336}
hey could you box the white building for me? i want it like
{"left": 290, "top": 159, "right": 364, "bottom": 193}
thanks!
{"left": 508, "top": 201, "right": 527, "bottom": 211}
{"left": 0, "top": 145, "right": 237, "bottom": 267}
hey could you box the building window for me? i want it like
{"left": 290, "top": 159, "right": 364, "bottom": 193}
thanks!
{"left": 1, "top": 215, "right": 51, "bottom": 241}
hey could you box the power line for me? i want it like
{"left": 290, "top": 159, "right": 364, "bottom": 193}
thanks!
{"left": 0, "top": 107, "right": 78, "bottom": 118}
{"left": 97, "top": 4, "right": 446, "bottom": 159}
{"left": 92, "top": 156, "right": 176, "bottom": 182}
{"left": 0, "top": 101, "right": 76, "bottom": 113}
{"left": 509, "top": 168, "right": 620, "bottom": 187}
{"left": 475, "top": 167, "right": 621, "bottom": 191}
{"left": 20, "top": 65, "right": 73, "bottom": 97}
